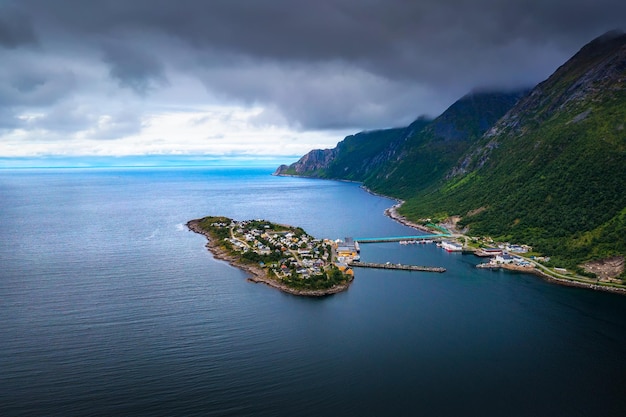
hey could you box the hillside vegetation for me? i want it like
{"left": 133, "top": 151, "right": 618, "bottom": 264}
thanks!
{"left": 402, "top": 32, "right": 626, "bottom": 273}
{"left": 276, "top": 31, "right": 626, "bottom": 278}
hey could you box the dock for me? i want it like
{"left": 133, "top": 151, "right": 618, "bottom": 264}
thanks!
{"left": 348, "top": 261, "right": 446, "bottom": 273}
{"left": 354, "top": 234, "right": 450, "bottom": 243}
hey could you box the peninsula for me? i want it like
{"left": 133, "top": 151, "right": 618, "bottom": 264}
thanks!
{"left": 187, "top": 216, "right": 354, "bottom": 296}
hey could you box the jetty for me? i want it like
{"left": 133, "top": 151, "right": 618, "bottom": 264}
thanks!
{"left": 354, "top": 234, "right": 450, "bottom": 243}
{"left": 348, "top": 261, "right": 446, "bottom": 273}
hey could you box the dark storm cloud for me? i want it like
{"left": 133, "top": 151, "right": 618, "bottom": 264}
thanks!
{"left": 197, "top": 60, "right": 444, "bottom": 129}
{"left": 21, "top": 0, "right": 623, "bottom": 74}
{"left": 101, "top": 42, "right": 168, "bottom": 95}
{"left": 0, "top": 6, "right": 37, "bottom": 49}
{"left": 3, "top": 0, "right": 626, "bottom": 131}
{"left": 0, "top": 66, "right": 76, "bottom": 108}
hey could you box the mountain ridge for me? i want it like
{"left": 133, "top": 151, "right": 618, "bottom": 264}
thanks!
{"left": 275, "top": 90, "right": 525, "bottom": 192}
{"left": 275, "top": 30, "right": 626, "bottom": 279}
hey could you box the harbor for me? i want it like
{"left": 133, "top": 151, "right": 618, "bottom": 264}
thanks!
{"left": 337, "top": 234, "right": 453, "bottom": 273}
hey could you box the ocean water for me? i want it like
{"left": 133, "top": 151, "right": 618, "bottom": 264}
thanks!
{"left": 1, "top": 166, "right": 625, "bottom": 416}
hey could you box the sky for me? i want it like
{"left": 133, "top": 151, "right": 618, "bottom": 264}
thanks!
{"left": 0, "top": 0, "right": 624, "bottom": 163}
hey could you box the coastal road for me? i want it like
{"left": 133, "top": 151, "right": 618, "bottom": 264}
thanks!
{"left": 229, "top": 227, "right": 251, "bottom": 249}
{"left": 519, "top": 256, "right": 626, "bottom": 291}
{"left": 288, "top": 249, "right": 303, "bottom": 266}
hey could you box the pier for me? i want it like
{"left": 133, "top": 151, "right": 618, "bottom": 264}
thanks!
{"left": 354, "top": 234, "right": 450, "bottom": 243}
{"left": 348, "top": 262, "right": 446, "bottom": 273}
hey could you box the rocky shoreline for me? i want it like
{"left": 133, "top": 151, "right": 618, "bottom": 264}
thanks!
{"left": 383, "top": 201, "right": 433, "bottom": 234}
{"left": 382, "top": 200, "right": 626, "bottom": 295}
{"left": 193, "top": 177, "right": 626, "bottom": 297}
{"left": 479, "top": 262, "right": 626, "bottom": 294}
{"left": 358, "top": 185, "right": 433, "bottom": 234}
{"left": 526, "top": 265, "right": 626, "bottom": 295}
{"left": 187, "top": 219, "right": 353, "bottom": 297}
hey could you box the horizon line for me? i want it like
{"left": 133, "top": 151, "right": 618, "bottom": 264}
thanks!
{"left": 0, "top": 154, "right": 302, "bottom": 169}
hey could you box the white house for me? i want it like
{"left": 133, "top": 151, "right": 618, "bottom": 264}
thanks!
{"left": 495, "top": 252, "right": 515, "bottom": 264}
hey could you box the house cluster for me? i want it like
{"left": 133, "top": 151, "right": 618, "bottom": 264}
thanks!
{"left": 216, "top": 220, "right": 343, "bottom": 279}
{"left": 472, "top": 239, "right": 534, "bottom": 268}
{"left": 475, "top": 250, "right": 533, "bottom": 269}
{"left": 488, "top": 242, "right": 532, "bottom": 266}
{"left": 498, "top": 243, "right": 531, "bottom": 253}
{"left": 490, "top": 252, "right": 532, "bottom": 267}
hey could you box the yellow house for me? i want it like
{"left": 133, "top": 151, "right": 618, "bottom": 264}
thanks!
{"left": 335, "top": 263, "right": 354, "bottom": 276}
{"left": 337, "top": 246, "right": 358, "bottom": 258}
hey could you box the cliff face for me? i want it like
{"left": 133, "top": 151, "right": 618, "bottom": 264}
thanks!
{"left": 275, "top": 148, "right": 337, "bottom": 176}
{"left": 274, "top": 91, "right": 523, "bottom": 190}
{"left": 274, "top": 121, "right": 429, "bottom": 180}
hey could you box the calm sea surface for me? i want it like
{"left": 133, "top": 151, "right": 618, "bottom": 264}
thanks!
{"left": 1, "top": 167, "right": 625, "bottom": 416}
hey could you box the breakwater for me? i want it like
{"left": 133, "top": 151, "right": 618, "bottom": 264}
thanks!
{"left": 355, "top": 234, "right": 449, "bottom": 243}
{"left": 349, "top": 261, "right": 446, "bottom": 273}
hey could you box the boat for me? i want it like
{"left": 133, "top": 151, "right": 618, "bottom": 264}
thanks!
{"left": 441, "top": 241, "right": 463, "bottom": 252}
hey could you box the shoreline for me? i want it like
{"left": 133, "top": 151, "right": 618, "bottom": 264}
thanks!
{"left": 187, "top": 219, "right": 353, "bottom": 297}
{"left": 368, "top": 189, "right": 626, "bottom": 295}
{"left": 382, "top": 200, "right": 434, "bottom": 234}
{"left": 260, "top": 174, "right": 625, "bottom": 295}
{"left": 360, "top": 185, "right": 435, "bottom": 234}
{"left": 485, "top": 263, "right": 626, "bottom": 295}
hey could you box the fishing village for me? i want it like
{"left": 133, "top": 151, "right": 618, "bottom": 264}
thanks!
{"left": 188, "top": 213, "right": 626, "bottom": 296}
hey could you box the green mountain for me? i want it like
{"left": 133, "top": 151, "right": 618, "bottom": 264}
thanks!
{"left": 405, "top": 30, "right": 626, "bottom": 272}
{"left": 276, "top": 31, "right": 626, "bottom": 277}
{"left": 364, "top": 91, "right": 527, "bottom": 198}
{"left": 275, "top": 90, "right": 524, "bottom": 190}
{"left": 274, "top": 117, "right": 431, "bottom": 181}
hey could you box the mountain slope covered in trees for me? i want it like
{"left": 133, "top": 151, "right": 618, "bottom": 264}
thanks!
{"left": 275, "top": 31, "right": 626, "bottom": 277}
{"left": 276, "top": 90, "right": 524, "bottom": 192}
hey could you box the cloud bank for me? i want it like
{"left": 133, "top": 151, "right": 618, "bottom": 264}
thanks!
{"left": 0, "top": 0, "right": 624, "bottom": 157}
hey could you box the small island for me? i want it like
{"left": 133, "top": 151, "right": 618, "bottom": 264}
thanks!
{"left": 187, "top": 216, "right": 354, "bottom": 296}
